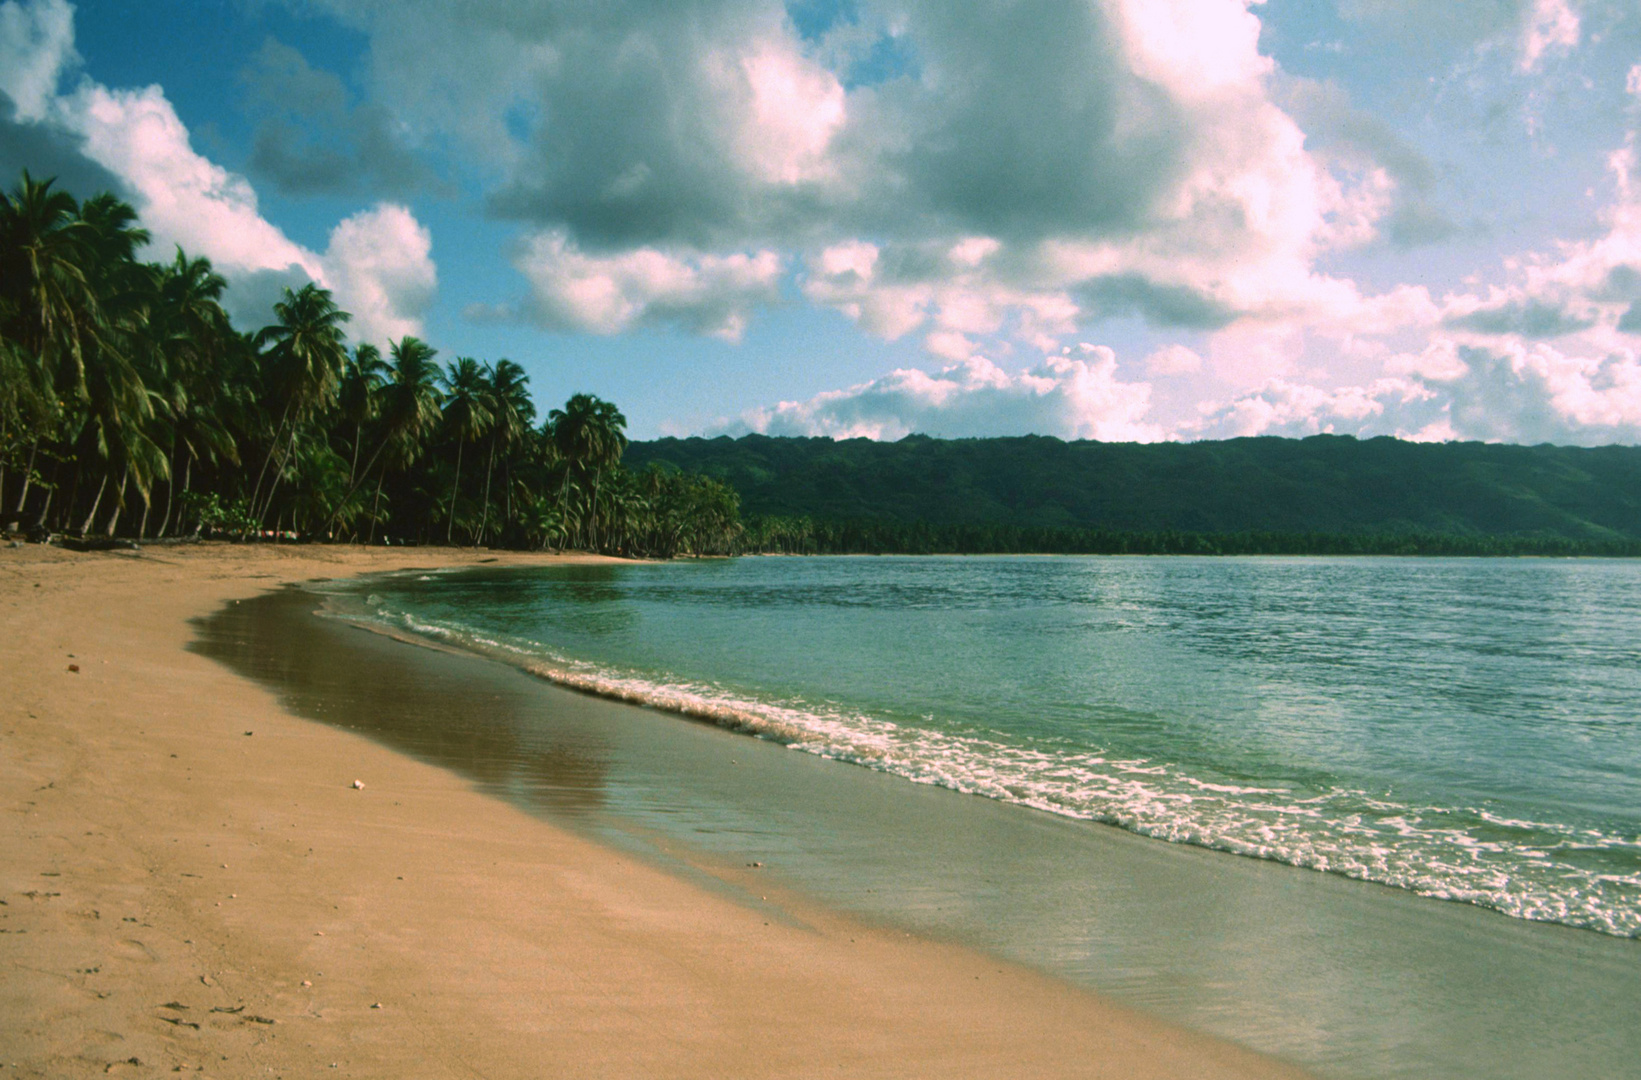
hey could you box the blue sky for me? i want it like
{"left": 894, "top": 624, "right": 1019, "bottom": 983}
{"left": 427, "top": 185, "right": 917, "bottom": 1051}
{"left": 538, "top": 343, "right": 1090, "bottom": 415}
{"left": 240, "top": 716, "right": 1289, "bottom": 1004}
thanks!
{"left": 5, "top": 0, "right": 1641, "bottom": 443}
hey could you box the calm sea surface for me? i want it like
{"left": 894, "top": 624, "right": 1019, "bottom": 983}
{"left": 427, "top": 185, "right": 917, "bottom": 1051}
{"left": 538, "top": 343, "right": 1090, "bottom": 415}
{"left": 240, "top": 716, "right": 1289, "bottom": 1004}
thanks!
{"left": 355, "top": 555, "right": 1641, "bottom": 940}
{"left": 213, "top": 555, "right": 1641, "bottom": 1079}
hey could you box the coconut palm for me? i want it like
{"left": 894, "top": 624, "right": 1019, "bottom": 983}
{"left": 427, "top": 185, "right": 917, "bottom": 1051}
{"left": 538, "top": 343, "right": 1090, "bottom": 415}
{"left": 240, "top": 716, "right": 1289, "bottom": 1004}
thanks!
{"left": 0, "top": 172, "right": 100, "bottom": 523}
{"left": 249, "top": 283, "right": 350, "bottom": 522}
{"left": 547, "top": 393, "right": 627, "bottom": 550}
{"left": 437, "top": 357, "right": 494, "bottom": 544}
{"left": 477, "top": 358, "right": 531, "bottom": 545}
{"left": 335, "top": 335, "right": 443, "bottom": 541}
{"left": 337, "top": 343, "right": 387, "bottom": 489}
{"left": 146, "top": 249, "right": 240, "bottom": 536}
{"left": 69, "top": 193, "right": 160, "bottom": 535}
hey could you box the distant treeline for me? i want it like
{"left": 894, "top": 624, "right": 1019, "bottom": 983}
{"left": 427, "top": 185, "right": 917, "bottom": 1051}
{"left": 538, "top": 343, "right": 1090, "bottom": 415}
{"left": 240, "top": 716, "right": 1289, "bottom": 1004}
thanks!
{"left": 737, "top": 517, "right": 1641, "bottom": 557}
{"left": 631, "top": 433, "right": 1641, "bottom": 555}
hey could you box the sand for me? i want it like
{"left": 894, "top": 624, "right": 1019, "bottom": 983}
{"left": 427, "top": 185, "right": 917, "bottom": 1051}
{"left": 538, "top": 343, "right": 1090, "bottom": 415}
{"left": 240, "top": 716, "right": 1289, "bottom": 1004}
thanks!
{"left": 0, "top": 541, "right": 1311, "bottom": 1079}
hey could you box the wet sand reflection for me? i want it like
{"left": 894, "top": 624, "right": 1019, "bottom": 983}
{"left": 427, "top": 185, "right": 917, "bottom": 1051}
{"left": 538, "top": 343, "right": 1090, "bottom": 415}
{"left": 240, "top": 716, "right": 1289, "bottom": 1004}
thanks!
{"left": 190, "top": 585, "right": 610, "bottom": 815}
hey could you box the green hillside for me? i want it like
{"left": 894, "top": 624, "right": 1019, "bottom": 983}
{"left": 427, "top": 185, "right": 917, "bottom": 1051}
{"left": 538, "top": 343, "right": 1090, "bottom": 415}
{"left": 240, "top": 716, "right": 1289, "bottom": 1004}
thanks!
{"left": 625, "top": 434, "right": 1641, "bottom": 546}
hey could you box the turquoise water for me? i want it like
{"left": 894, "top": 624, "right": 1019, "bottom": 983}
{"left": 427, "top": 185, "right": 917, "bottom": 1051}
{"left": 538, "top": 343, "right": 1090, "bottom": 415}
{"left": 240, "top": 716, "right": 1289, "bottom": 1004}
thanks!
{"left": 358, "top": 556, "right": 1641, "bottom": 939}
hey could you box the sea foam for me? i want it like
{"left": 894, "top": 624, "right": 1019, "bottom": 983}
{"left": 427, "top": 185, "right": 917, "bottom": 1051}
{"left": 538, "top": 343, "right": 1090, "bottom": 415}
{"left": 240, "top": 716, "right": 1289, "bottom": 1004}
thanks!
{"left": 349, "top": 597, "right": 1641, "bottom": 939}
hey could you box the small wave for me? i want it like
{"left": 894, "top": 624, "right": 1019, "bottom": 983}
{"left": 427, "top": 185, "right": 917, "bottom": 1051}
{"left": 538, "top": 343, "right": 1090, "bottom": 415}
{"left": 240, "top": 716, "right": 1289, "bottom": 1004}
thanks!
{"left": 361, "top": 602, "right": 1641, "bottom": 939}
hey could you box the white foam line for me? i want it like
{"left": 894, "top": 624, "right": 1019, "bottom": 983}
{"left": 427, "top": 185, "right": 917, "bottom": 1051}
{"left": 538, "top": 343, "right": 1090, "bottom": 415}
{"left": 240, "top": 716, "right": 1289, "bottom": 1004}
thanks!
{"left": 367, "top": 602, "right": 1641, "bottom": 939}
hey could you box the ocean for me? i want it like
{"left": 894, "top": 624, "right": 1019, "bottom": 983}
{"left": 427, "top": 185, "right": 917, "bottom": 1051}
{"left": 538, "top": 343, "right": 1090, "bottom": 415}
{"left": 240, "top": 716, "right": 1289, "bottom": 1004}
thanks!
{"left": 200, "top": 555, "right": 1641, "bottom": 1079}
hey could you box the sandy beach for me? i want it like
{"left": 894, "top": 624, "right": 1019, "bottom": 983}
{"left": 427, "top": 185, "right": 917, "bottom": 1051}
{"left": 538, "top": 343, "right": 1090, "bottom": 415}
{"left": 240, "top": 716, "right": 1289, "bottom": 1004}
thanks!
{"left": 0, "top": 542, "right": 1309, "bottom": 1079}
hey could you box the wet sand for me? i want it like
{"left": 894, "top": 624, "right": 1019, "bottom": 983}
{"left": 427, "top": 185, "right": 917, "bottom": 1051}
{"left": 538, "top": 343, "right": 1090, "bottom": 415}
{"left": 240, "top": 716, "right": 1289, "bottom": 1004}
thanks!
{"left": 0, "top": 542, "right": 1309, "bottom": 1079}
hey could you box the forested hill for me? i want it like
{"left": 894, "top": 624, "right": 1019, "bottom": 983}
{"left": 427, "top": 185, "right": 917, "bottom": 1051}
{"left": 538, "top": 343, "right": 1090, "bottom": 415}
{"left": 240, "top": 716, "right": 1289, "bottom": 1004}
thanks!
{"left": 625, "top": 434, "right": 1641, "bottom": 541}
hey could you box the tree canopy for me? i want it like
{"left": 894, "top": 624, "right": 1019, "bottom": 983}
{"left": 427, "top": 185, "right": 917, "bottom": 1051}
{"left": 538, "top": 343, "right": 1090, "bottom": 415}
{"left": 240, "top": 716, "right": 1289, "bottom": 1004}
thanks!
{"left": 0, "top": 172, "right": 742, "bottom": 557}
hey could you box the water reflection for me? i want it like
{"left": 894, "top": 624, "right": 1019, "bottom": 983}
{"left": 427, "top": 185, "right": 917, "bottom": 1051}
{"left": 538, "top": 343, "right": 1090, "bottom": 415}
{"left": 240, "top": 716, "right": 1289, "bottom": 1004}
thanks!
{"left": 190, "top": 586, "right": 611, "bottom": 814}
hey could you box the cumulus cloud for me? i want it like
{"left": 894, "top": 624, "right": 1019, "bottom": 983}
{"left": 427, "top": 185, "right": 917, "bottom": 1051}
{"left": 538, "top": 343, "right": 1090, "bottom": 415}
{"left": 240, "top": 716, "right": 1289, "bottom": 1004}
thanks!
{"left": 300, "top": 0, "right": 1412, "bottom": 355}
{"left": 62, "top": 80, "right": 323, "bottom": 281}
{"left": 242, "top": 39, "right": 435, "bottom": 199}
{"left": 0, "top": 0, "right": 72, "bottom": 121}
{"left": 499, "top": 232, "right": 781, "bottom": 340}
{"left": 0, "top": 0, "right": 436, "bottom": 346}
{"left": 0, "top": 87, "right": 118, "bottom": 194}
{"left": 1430, "top": 121, "right": 1641, "bottom": 350}
{"left": 1194, "top": 339, "right": 1641, "bottom": 446}
{"left": 730, "top": 347, "right": 1162, "bottom": 442}
{"left": 0, "top": 0, "right": 118, "bottom": 192}
{"left": 1280, "top": 76, "right": 1457, "bottom": 249}
{"left": 1145, "top": 343, "right": 1205, "bottom": 376}
{"left": 321, "top": 203, "right": 437, "bottom": 345}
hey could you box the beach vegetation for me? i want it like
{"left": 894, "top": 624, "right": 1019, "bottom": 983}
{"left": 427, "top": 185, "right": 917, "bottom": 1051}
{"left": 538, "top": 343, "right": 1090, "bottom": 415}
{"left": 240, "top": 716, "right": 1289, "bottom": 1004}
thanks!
{"left": 0, "top": 172, "right": 743, "bottom": 556}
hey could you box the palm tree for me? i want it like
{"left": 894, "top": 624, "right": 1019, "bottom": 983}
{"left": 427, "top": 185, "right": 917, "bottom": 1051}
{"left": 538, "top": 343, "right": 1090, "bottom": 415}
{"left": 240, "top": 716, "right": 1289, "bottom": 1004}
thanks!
{"left": 547, "top": 393, "right": 627, "bottom": 550}
{"left": 69, "top": 192, "right": 158, "bottom": 536}
{"left": 147, "top": 250, "right": 241, "bottom": 537}
{"left": 334, "top": 335, "right": 442, "bottom": 541}
{"left": 477, "top": 358, "right": 531, "bottom": 546}
{"left": 337, "top": 343, "right": 387, "bottom": 488}
{"left": 249, "top": 283, "right": 350, "bottom": 524}
{"left": 0, "top": 172, "right": 100, "bottom": 524}
{"left": 437, "top": 357, "right": 493, "bottom": 544}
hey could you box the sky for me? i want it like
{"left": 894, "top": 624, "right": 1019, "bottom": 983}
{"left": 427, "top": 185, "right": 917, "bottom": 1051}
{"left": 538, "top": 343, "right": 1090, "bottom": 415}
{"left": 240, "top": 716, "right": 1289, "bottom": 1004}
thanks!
{"left": 4, "top": 0, "right": 1641, "bottom": 444}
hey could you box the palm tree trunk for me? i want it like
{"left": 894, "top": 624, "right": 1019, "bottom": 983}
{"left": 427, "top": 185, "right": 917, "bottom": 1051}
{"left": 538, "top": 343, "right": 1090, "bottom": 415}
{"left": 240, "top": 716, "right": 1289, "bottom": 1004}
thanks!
{"left": 179, "top": 456, "right": 194, "bottom": 535}
{"left": 257, "top": 425, "right": 300, "bottom": 526}
{"left": 478, "top": 436, "right": 497, "bottom": 548}
{"left": 81, "top": 473, "right": 109, "bottom": 536}
{"left": 248, "top": 401, "right": 293, "bottom": 515}
{"left": 138, "top": 488, "right": 151, "bottom": 539}
{"left": 59, "top": 460, "right": 82, "bottom": 531}
{"left": 33, "top": 485, "right": 53, "bottom": 533}
{"left": 350, "top": 423, "right": 363, "bottom": 486}
{"left": 368, "top": 466, "right": 386, "bottom": 544}
{"left": 11, "top": 437, "right": 39, "bottom": 520}
{"left": 105, "top": 473, "right": 129, "bottom": 537}
{"left": 328, "top": 433, "right": 394, "bottom": 534}
{"left": 157, "top": 444, "right": 178, "bottom": 538}
{"left": 590, "top": 473, "right": 602, "bottom": 552}
{"left": 37, "top": 457, "right": 64, "bottom": 529}
{"left": 446, "top": 440, "right": 464, "bottom": 544}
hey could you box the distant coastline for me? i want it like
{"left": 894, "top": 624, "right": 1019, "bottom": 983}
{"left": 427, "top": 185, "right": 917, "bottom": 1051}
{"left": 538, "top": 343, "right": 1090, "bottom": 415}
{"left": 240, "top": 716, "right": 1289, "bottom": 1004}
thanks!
{"left": 731, "top": 520, "right": 1641, "bottom": 557}
{"left": 630, "top": 432, "right": 1641, "bottom": 557}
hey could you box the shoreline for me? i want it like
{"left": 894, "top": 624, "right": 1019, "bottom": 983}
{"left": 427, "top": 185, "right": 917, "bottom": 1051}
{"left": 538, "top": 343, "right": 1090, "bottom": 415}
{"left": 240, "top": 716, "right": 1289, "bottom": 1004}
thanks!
{"left": 1, "top": 542, "right": 1309, "bottom": 1079}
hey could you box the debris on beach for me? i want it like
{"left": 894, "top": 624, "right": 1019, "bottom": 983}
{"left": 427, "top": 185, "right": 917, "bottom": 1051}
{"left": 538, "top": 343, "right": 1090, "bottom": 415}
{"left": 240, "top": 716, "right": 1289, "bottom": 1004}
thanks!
{"left": 351, "top": 780, "right": 365, "bottom": 789}
{"left": 67, "top": 663, "right": 79, "bottom": 673}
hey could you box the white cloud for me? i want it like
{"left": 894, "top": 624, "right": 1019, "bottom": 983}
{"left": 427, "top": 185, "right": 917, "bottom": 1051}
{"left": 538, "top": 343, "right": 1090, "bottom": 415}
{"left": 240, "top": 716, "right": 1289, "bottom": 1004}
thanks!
{"left": 0, "top": 0, "right": 73, "bottom": 121}
{"left": 732, "top": 349, "right": 1162, "bottom": 442}
{"left": 511, "top": 231, "right": 781, "bottom": 340}
{"left": 1194, "top": 339, "right": 1641, "bottom": 445}
{"left": 60, "top": 82, "right": 322, "bottom": 282}
{"left": 1519, "top": 0, "right": 1580, "bottom": 73}
{"left": 321, "top": 204, "right": 437, "bottom": 346}
{"left": 305, "top": 0, "right": 1421, "bottom": 355}
{"left": 1145, "top": 343, "right": 1205, "bottom": 375}
{"left": 728, "top": 38, "right": 846, "bottom": 186}
{"left": 0, "top": 0, "right": 437, "bottom": 346}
